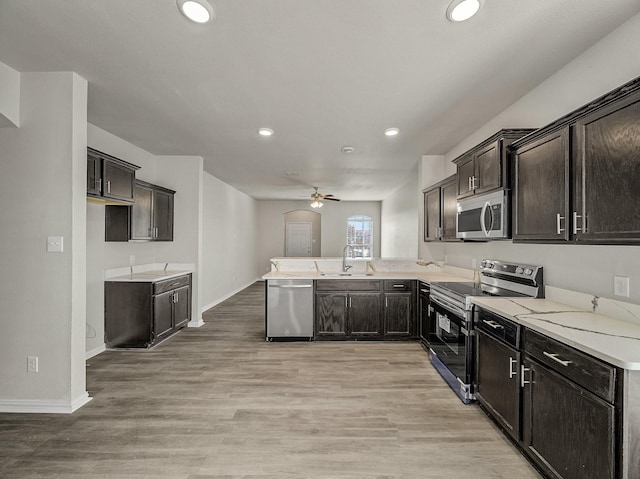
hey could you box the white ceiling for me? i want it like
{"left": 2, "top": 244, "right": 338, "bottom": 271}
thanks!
{"left": 1, "top": 0, "right": 639, "bottom": 201}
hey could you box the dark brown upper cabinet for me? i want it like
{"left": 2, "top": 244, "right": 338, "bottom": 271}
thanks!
{"left": 511, "top": 75, "right": 640, "bottom": 244}
{"left": 454, "top": 129, "right": 534, "bottom": 200}
{"left": 423, "top": 175, "right": 458, "bottom": 242}
{"left": 105, "top": 180, "right": 175, "bottom": 242}
{"left": 512, "top": 128, "right": 571, "bottom": 242}
{"left": 87, "top": 148, "right": 140, "bottom": 204}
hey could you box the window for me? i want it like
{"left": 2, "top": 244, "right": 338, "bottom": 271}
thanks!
{"left": 347, "top": 215, "right": 373, "bottom": 259}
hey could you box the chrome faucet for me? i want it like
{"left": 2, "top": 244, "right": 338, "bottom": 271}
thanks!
{"left": 342, "top": 245, "right": 354, "bottom": 272}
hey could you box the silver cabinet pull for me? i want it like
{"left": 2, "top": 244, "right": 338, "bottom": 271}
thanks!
{"left": 521, "top": 365, "right": 531, "bottom": 387}
{"left": 468, "top": 176, "right": 472, "bottom": 191}
{"left": 393, "top": 284, "right": 405, "bottom": 288}
{"left": 385, "top": 297, "right": 388, "bottom": 308}
{"left": 482, "top": 319, "right": 504, "bottom": 330}
{"left": 556, "top": 213, "right": 565, "bottom": 234}
{"left": 573, "top": 211, "right": 585, "bottom": 234}
{"left": 509, "top": 357, "right": 517, "bottom": 379}
{"left": 420, "top": 289, "right": 429, "bottom": 293}
{"left": 107, "top": 180, "right": 111, "bottom": 194}
{"left": 543, "top": 351, "right": 572, "bottom": 367}
{"left": 349, "top": 296, "right": 352, "bottom": 308}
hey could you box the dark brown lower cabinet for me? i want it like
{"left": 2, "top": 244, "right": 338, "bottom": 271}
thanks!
{"left": 315, "top": 291, "right": 381, "bottom": 339}
{"left": 314, "top": 279, "right": 416, "bottom": 341}
{"left": 521, "top": 357, "right": 616, "bottom": 479}
{"left": 418, "top": 282, "right": 430, "bottom": 345}
{"left": 475, "top": 329, "right": 520, "bottom": 441}
{"left": 105, "top": 274, "right": 192, "bottom": 348}
{"left": 521, "top": 329, "right": 618, "bottom": 479}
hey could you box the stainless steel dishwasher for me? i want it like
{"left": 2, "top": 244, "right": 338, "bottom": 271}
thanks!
{"left": 266, "top": 279, "right": 314, "bottom": 341}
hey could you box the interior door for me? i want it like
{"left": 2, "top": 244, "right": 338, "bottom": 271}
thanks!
{"left": 286, "top": 221, "right": 312, "bottom": 256}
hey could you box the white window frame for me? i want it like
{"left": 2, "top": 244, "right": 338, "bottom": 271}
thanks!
{"left": 346, "top": 215, "right": 373, "bottom": 259}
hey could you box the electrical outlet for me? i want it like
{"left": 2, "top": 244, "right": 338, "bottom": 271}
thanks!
{"left": 27, "top": 356, "right": 39, "bottom": 373}
{"left": 614, "top": 276, "right": 630, "bottom": 297}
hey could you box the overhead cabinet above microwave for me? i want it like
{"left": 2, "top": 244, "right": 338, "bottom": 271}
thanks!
{"left": 87, "top": 148, "right": 140, "bottom": 205}
{"left": 453, "top": 129, "right": 534, "bottom": 200}
{"left": 511, "top": 75, "right": 640, "bottom": 245}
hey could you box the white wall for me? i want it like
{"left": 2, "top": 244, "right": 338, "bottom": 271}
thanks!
{"left": 0, "top": 71, "right": 89, "bottom": 412}
{"left": 201, "top": 172, "right": 258, "bottom": 311}
{"left": 256, "top": 200, "right": 381, "bottom": 275}
{"left": 440, "top": 12, "right": 640, "bottom": 304}
{"left": 380, "top": 176, "right": 419, "bottom": 258}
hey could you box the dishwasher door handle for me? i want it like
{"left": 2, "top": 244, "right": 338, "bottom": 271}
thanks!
{"left": 269, "top": 284, "right": 312, "bottom": 288}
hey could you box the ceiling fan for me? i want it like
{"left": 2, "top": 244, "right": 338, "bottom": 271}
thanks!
{"left": 310, "top": 187, "right": 340, "bottom": 208}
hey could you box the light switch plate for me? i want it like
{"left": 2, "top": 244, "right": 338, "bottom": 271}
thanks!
{"left": 46, "top": 236, "right": 63, "bottom": 253}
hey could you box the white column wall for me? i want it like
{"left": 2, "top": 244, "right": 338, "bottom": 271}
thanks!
{"left": 0, "top": 71, "right": 89, "bottom": 412}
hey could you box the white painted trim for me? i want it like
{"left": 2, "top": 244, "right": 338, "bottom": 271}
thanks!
{"left": 200, "top": 278, "right": 261, "bottom": 315}
{"left": 0, "top": 392, "right": 92, "bottom": 414}
{"left": 188, "top": 318, "right": 205, "bottom": 328}
{"left": 86, "top": 344, "right": 106, "bottom": 360}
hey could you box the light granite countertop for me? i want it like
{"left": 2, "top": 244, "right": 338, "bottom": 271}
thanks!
{"left": 472, "top": 296, "right": 640, "bottom": 370}
{"left": 105, "top": 262, "right": 194, "bottom": 283}
{"left": 262, "top": 270, "right": 472, "bottom": 283}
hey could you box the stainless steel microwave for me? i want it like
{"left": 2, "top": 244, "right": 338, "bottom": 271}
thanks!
{"left": 457, "top": 190, "right": 509, "bottom": 240}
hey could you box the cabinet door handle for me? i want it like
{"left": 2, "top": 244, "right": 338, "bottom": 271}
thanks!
{"left": 482, "top": 319, "right": 503, "bottom": 330}
{"left": 174, "top": 292, "right": 179, "bottom": 303}
{"left": 107, "top": 180, "right": 111, "bottom": 194}
{"left": 521, "top": 365, "right": 531, "bottom": 387}
{"left": 573, "top": 211, "right": 585, "bottom": 234}
{"left": 155, "top": 227, "right": 158, "bottom": 238}
{"left": 420, "top": 289, "right": 429, "bottom": 293}
{"left": 556, "top": 213, "right": 565, "bottom": 234}
{"left": 392, "top": 284, "right": 405, "bottom": 288}
{"left": 468, "top": 176, "right": 472, "bottom": 192}
{"left": 349, "top": 296, "right": 352, "bottom": 308}
{"left": 509, "top": 357, "right": 517, "bottom": 379}
{"left": 543, "top": 351, "right": 572, "bottom": 367}
{"left": 96, "top": 178, "right": 102, "bottom": 191}
{"left": 345, "top": 297, "right": 348, "bottom": 309}
{"left": 385, "top": 297, "right": 388, "bottom": 308}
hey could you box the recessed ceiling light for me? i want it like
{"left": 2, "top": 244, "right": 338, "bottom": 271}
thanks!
{"left": 258, "top": 128, "right": 274, "bottom": 137}
{"left": 446, "top": 0, "right": 481, "bottom": 22}
{"left": 341, "top": 146, "right": 355, "bottom": 154}
{"left": 384, "top": 128, "right": 400, "bottom": 137}
{"left": 177, "top": 0, "right": 214, "bottom": 24}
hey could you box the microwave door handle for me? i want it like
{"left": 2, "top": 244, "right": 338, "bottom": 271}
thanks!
{"left": 481, "top": 201, "right": 491, "bottom": 237}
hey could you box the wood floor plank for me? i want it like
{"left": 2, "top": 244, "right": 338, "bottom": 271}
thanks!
{"left": 0, "top": 282, "right": 541, "bottom": 478}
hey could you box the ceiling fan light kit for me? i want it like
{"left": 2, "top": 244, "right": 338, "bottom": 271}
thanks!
{"left": 310, "top": 187, "right": 341, "bottom": 208}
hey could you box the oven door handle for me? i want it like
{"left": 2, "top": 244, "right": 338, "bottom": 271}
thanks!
{"left": 430, "top": 294, "right": 466, "bottom": 320}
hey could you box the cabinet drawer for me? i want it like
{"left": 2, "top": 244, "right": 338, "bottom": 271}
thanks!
{"left": 383, "top": 280, "right": 414, "bottom": 292}
{"left": 523, "top": 328, "right": 617, "bottom": 403}
{"left": 315, "top": 279, "right": 380, "bottom": 292}
{"left": 154, "top": 274, "right": 191, "bottom": 295}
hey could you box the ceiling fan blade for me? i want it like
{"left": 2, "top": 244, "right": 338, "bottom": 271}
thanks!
{"left": 323, "top": 197, "right": 341, "bottom": 201}
{"left": 322, "top": 194, "right": 334, "bottom": 197}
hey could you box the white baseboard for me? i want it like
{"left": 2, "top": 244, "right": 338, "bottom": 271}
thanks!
{"left": 0, "top": 392, "right": 92, "bottom": 414}
{"left": 86, "top": 344, "right": 106, "bottom": 359}
{"left": 188, "top": 318, "right": 205, "bottom": 328}
{"left": 200, "top": 278, "right": 261, "bottom": 315}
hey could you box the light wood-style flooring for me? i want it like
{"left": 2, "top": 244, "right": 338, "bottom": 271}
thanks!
{"left": 0, "top": 282, "right": 541, "bottom": 478}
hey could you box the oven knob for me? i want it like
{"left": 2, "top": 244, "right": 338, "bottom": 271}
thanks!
{"left": 516, "top": 266, "right": 524, "bottom": 274}
{"left": 488, "top": 262, "right": 494, "bottom": 269}
{"left": 525, "top": 268, "right": 533, "bottom": 275}
{"left": 481, "top": 260, "right": 487, "bottom": 268}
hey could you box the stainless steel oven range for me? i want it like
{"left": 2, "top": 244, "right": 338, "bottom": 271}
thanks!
{"left": 427, "top": 259, "right": 543, "bottom": 403}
